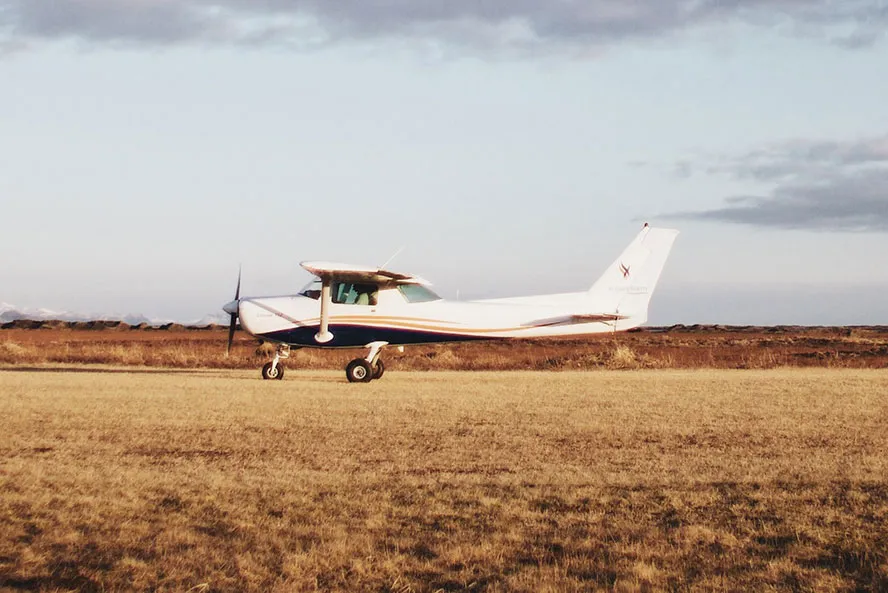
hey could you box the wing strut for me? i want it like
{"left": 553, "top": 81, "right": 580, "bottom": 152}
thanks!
{"left": 315, "top": 278, "right": 334, "bottom": 344}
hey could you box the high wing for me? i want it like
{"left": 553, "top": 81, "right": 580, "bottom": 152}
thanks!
{"left": 300, "top": 261, "right": 429, "bottom": 285}
{"left": 299, "top": 261, "right": 429, "bottom": 344}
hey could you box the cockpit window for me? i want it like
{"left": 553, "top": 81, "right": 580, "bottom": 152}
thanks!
{"left": 333, "top": 282, "right": 378, "bottom": 305}
{"left": 397, "top": 284, "right": 441, "bottom": 303}
{"left": 300, "top": 280, "right": 378, "bottom": 305}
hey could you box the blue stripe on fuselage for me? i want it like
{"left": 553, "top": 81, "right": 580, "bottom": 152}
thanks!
{"left": 260, "top": 325, "right": 488, "bottom": 348}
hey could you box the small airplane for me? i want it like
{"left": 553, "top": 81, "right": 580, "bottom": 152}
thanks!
{"left": 222, "top": 224, "right": 678, "bottom": 382}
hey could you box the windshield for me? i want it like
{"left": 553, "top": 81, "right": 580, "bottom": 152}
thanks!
{"left": 397, "top": 284, "right": 441, "bottom": 303}
{"left": 299, "top": 280, "right": 322, "bottom": 300}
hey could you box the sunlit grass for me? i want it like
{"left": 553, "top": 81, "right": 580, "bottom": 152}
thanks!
{"left": 1, "top": 369, "right": 887, "bottom": 591}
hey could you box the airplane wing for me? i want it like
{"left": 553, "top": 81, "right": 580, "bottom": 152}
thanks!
{"left": 299, "top": 261, "right": 428, "bottom": 345}
{"left": 300, "top": 261, "right": 429, "bottom": 285}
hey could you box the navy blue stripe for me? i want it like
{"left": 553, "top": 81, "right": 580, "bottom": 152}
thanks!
{"left": 261, "top": 325, "right": 489, "bottom": 348}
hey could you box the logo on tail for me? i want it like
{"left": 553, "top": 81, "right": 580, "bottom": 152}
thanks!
{"left": 619, "top": 262, "right": 631, "bottom": 278}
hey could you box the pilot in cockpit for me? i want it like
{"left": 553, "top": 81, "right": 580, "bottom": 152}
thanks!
{"left": 354, "top": 284, "right": 378, "bottom": 306}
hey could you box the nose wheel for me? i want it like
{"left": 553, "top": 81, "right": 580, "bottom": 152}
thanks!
{"left": 346, "top": 341, "right": 388, "bottom": 383}
{"left": 262, "top": 361, "right": 284, "bottom": 380}
{"left": 261, "top": 344, "right": 289, "bottom": 380}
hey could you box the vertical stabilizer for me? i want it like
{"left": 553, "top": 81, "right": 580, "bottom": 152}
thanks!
{"left": 588, "top": 224, "right": 679, "bottom": 323}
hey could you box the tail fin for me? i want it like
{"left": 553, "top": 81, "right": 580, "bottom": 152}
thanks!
{"left": 588, "top": 224, "right": 679, "bottom": 323}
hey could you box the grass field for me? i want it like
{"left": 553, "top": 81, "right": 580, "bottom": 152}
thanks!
{"left": 1, "top": 368, "right": 887, "bottom": 592}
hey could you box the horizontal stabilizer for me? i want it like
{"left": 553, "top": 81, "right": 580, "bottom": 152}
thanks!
{"left": 524, "top": 313, "right": 630, "bottom": 328}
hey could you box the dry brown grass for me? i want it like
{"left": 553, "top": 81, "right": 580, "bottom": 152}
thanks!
{"left": 1, "top": 368, "right": 887, "bottom": 592}
{"left": 3, "top": 325, "right": 888, "bottom": 371}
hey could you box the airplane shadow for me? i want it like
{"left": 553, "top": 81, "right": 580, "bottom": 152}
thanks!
{"left": 0, "top": 366, "right": 228, "bottom": 377}
{"left": 0, "top": 366, "right": 343, "bottom": 382}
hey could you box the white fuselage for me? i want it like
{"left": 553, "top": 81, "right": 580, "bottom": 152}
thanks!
{"left": 237, "top": 285, "right": 638, "bottom": 348}
{"left": 227, "top": 225, "right": 679, "bottom": 350}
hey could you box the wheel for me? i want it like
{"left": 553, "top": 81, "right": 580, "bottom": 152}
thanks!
{"left": 345, "top": 358, "right": 373, "bottom": 383}
{"left": 372, "top": 359, "right": 385, "bottom": 380}
{"left": 262, "top": 362, "right": 284, "bottom": 380}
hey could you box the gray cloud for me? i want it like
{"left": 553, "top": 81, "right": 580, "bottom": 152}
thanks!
{"left": 707, "top": 135, "right": 888, "bottom": 182}
{"left": 674, "top": 169, "right": 888, "bottom": 231}
{"left": 665, "top": 135, "right": 888, "bottom": 232}
{"left": 1, "top": 0, "right": 887, "bottom": 53}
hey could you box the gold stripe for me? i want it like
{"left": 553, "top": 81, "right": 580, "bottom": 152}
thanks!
{"left": 256, "top": 307, "right": 612, "bottom": 335}
{"left": 297, "top": 316, "right": 580, "bottom": 334}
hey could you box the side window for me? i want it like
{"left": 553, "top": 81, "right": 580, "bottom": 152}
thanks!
{"left": 332, "top": 282, "right": 378, "bottom": 305}
{"left": 332, "top": 282, "right": 350, "bottom": 304}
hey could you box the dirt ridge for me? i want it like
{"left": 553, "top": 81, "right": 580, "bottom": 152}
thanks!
{"left": 2, "top": 324, "right": 888, "bottom": 370}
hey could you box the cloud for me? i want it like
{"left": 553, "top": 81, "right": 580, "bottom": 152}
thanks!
{"left": 664, "top": 135, "right": 888, "bottom": 232}
{"left": 706, "top": 135, "right": 888, "bottom": 182}
{"left": 673, "top": 169, "right": 888, "bottom": 231}
{"left": 1, "top": 0, "right": 887, "bottom": 54}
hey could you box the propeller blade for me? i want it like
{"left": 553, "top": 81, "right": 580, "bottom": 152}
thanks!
{"left": 227, "top": 313, "right": 237, "bottom": 356}
{"left": 226, "top": 266, "right": 241, "bottom": 357}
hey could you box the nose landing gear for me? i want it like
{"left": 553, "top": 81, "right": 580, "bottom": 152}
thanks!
{"left": 261, "top": 344, "right": 290, "bottom": 380}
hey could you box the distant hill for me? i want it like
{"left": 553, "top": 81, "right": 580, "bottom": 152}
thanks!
{"left": 0, "top": 302, "right": 226, "bottom": 327}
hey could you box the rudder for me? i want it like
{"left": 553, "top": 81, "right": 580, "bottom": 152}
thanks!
{"left": 588, "top": 224, "right": 679, "bottom": 322}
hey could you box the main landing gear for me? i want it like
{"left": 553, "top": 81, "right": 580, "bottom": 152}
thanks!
{"left": 345, "top": 341, "right": 387, "bottom": 383}
{"left": 261, "top": 344, "right": 290, "bottom": 380}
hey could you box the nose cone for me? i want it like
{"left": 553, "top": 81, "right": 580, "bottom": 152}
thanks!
{"left": 222, "top": 300, "right": 239, "bottom": 315}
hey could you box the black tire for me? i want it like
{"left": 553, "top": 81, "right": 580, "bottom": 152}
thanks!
{"left": 346, "top": 358, "right": 373, "bottom": 383}
{"left": 372, "top": 359, "right": 385, "bottom": 380}
{"left": 262, "top": 362, "right": 284, "bottom": 380}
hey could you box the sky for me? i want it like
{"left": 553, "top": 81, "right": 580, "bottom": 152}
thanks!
{"left": 1, "top": 1, "right": 887, "bottom": 325}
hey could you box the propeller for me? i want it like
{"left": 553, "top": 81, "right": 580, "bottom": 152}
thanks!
{"left": 225, "top": 267, "right": 241, "bottom": 356}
